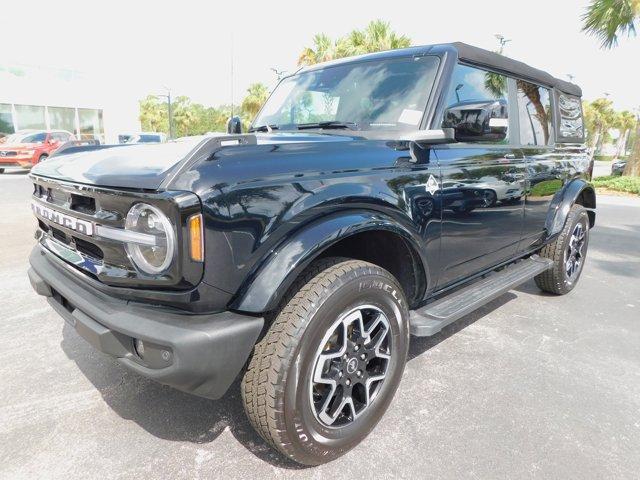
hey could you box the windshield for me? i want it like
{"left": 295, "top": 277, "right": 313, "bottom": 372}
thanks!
{"left": 253, "top": 55, "right": 440, "bottom": 131}
{"left": 5, "top": 132, "right": 46, "bottom": 144}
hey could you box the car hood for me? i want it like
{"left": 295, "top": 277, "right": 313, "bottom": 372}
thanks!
{"left": 0, "top": 142, "right": 39, "bottom": 150}
{"left": 30, "top": 132, "right": 356, "bottom": 190}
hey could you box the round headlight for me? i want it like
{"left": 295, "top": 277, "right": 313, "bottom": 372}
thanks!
{"left": 125, "top": 203, "right": 175, "bottom": 274}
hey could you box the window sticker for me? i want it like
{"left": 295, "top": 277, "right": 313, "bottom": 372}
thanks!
{"left": 398, "top": 108, "right": 423, "bottom": 125}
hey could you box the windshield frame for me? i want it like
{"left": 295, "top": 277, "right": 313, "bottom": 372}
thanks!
{"left": 251, "top": 54, "right": 443, "bottom": 135}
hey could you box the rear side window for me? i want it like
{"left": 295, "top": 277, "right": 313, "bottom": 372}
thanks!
{"left": 441, "top": 63, "right": 509, "bottom": 143}
{"left": 557, "top": 93, "right": 584, "bottom": 141}
{"left": 517, "top": 81, "right": 553, "bottom": 146}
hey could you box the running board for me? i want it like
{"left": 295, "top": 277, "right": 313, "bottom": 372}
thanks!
{"left": 409, "top": 256, "right": 553, "bottom": 337}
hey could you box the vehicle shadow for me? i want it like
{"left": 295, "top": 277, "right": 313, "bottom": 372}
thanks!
{"left": 59, "top": 323, "right": 308, "bottom": 470}
{"left": 59, "top": 287, "right": 523, "bottom": 469}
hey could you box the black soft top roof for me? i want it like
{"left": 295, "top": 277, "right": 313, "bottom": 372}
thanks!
{"left": 452, "top": 42, "right": 581, "bottom": 97}
{"left": 299, "top": 41, "right": 582, "bottom": 97}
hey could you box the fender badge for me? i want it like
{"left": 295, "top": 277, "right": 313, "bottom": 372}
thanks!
{"left": 425, "top": 174, "right": 440, "bottom": 195}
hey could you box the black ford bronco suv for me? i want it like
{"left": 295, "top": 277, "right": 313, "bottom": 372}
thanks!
{"left": 28, "top": 43, "right": 594, "bottom": 465}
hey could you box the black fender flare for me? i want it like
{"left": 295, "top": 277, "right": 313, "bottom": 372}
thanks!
{"left": 544, "top": 178, "right": 596, "bottom": 238}
{"left": 232, "top": 211, "right": 429, "bottom": 313}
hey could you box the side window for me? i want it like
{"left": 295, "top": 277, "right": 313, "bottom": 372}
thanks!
{"left": 558, "top": 93, "right": 584, "bottom": 141}
{"left": 517, "top": 81, "right": 553, "bottom": 146}
{"left": 442, "top": 63, "right": 509, "bottom": 143}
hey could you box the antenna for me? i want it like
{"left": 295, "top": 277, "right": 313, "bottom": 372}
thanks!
{"left": 494, "top": 34, "right": 511, "bottom": 54}
{"left": 271, "top": 67, "right": 287, "bottom": 81}
{"left": 230, "top": 32, "right": 234, "bottom": 117}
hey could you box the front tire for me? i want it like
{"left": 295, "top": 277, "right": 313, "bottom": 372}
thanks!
{"left": 38, "top": 154, "right": 48, "bottom": 163}
{"left": 241, "top": 258, "right": 409, "bottom": 465}
{"left": 535, "top": 204, "right": 590, "bottom": 295}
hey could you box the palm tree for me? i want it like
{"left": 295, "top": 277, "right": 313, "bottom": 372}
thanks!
{"left": 297, "top": 20, "right": 411, "bottom": 67}
{"left": 240, "top": 83, "right": 270, "bottom": 124}
{"left": 297, "top": 34, "right": 336, "bottom": 66}
{"left": 583, "top": 0, "right": 640, "bottom": 174}
{"left": 613, "top": 110, "right": 637, "bottom": 157}
{"left": 584, "top": 98, "right": 616, "bottom": 155}
{"left": 582, "top": 0, "right": 639, "bottom": 48}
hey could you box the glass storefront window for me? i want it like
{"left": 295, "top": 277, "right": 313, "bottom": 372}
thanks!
{"left": 0, "top": 104, "right": 15, "bottom": 138}
{"left": 48, "top": 107, "right": 77, "bottom": 135}
{"left": 78, "top": 108, "right": 105, "bottom": 142}
{"left": 14, "top": 104, "right": 46, "bottom": 130}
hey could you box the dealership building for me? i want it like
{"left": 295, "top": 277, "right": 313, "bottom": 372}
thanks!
{"left": 0, "top": 63, "right": 140, "bottom": 144}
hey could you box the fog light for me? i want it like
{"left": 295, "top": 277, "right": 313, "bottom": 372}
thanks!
{"left": 134, "top": 338, "right": 145, "bottom": 357}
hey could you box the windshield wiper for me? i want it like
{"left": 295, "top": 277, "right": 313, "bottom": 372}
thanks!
{"left": 249, "top": 124, "right": 279, "bottom": 133}
{"left": 296, "top": 121, "right": 358, "bottom": 130}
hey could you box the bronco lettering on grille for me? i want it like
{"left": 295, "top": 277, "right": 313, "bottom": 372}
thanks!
{"left": 31, "top": 201, "right": 94, "bottom": 236}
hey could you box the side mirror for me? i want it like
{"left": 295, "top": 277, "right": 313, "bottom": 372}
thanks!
{"left": 442, "top": 99, "right": 508, "bottom": 143}
{"left": 227, "top": 116, "right": 242, "bottom": 134}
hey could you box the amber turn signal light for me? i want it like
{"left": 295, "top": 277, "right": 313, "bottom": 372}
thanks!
{"left": 188, "top": 214, "right": 204, "bottom": 262}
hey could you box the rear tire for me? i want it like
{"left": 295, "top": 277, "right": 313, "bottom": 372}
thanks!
{"left": 535, "top": 204, "right": 589, "bottom": 295}
{"left": 241, "top": 258, "right": 409, "bottom": 465}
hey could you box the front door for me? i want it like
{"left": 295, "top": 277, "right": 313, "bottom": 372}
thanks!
{"left": 431, "top": 63, "right": 526, "bottom": 288}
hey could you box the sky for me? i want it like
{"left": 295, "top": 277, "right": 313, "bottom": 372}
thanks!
{"left": 2, "top": 0, "right": 640, "bottom": 112}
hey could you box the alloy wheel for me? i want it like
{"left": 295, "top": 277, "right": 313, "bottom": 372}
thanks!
{"left": 565, "top": 222, "right": 586, "bottom": 280}
{"left": 310, "top": 305, "right": 392, "bottom": 428}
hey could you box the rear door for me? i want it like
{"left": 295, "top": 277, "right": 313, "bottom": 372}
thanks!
{"left": 514, "top": 81, "right": 563, "bottom": 251}
{"left": 433, "top": 64, "right": 526, "bottom": 288}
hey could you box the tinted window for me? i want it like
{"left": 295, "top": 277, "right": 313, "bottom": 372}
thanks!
{"left": 52, "top": 132, "right": 70, "bottom": 141}
{"left": 139, "top": 135, "right": 161, "bottom": 142}
{"left": 442, "top": 64, "right": 509, "bottom": 142}
{"left": 558, "top": 94, "right": 583, "bottom": 140}
{"left": 517, "top": 82, "right": 553, "bottom": 146}
{"left": 22, "top": 133, "right": 47, "bottom": 143}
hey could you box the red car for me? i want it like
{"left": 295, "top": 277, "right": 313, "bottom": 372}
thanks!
{"left": 0, "top": 130, "right": 76, "bottom": 173}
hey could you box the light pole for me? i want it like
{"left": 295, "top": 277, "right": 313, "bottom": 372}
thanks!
{"left": 156, "top": 89, "right": 174, "bottom": 139}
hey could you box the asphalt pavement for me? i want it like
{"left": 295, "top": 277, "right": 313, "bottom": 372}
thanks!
{"left": 1, "top": 171, "right": 639, "bottom": 479}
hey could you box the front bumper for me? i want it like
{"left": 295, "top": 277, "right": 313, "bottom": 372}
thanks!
{"left": 28, "top": 246, "right": 264, "bottom": 399}
{"left": 0, "top": 161, "right": 32, "bottom": 170}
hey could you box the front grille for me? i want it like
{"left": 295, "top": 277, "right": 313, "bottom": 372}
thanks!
{"left": 30, "top": 175, "right": 201, "bottom": 291}
{"left": 50, "top": 226, "right": 68, "bottom": 244}
{"left": 70, "top": 194, "right": 96, "bottom": 214}
{"left": 74, "top": 237, "right": 104, "bottom": 260}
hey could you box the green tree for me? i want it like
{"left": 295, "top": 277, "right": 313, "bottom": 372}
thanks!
{"left": 613, "top": 110, "right": 637, "bottom": 157}
{"left": 298, "top": 34, "right": 336, "bottom": 66}
{"left": 583, "top": 98, "right": 616, "bottom": 153}
{"left": 583, "top": 0, "right": 640, "bottom": 175}
{"left": 240, "top": 83, "right": 269, "bottom": 125}
{"left": 297, "top": 20, "right": 411, "bottom": 66}
{"left": 582, "top": 0, "right": 639, "bottom": 48}
{"left": 139, "top": 95, "right": 169, "bottom": 133}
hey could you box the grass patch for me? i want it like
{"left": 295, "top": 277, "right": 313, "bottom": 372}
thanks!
{"left": 530, "top": 179, "right": 563, "bottom": 197}
{"left": 592, "top": 175, "right": 640, "bottom": 195}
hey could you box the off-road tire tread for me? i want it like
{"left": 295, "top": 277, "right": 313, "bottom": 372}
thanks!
{"left": 535, "top": 204, "right": 587, "bottom": 294}
{"left": 240, "top": 257, "right": 400, "bottom": 463}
